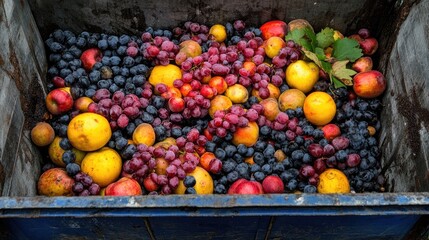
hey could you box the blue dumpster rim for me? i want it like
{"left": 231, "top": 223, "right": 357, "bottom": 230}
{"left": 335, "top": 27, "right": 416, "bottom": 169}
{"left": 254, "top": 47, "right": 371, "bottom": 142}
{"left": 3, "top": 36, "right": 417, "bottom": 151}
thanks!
{"left": 1, "top": 193, "right": 429, "bottom": 217}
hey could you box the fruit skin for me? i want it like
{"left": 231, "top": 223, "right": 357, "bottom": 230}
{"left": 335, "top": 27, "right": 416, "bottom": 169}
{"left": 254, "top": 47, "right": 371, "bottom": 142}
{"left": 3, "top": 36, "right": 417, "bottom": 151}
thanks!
{"left": 45, "top": 88, "right": 74, "bottom": 115}
{"left": 209, "top": 76, "right": 228, "bottom": 95}
{"left": 149, "top": 64, "right": 182, "bottom": 88}
{"left": 67, "top": 112, "right": 112, "bottom": 151}
{"left": 74, "top": 96, "right": 94, "bottom": 112}
{"left": 359, "top": 38, "right": 378, "bottom": 56}
{"left": 353, "top": 70, "right": 386, "bottom": 98}
{"left": 31, "top": 122, "right": 55, "bottom": 147}
{"left": 232, "top": 121, "right": 259, "bottom": 147}
{"left": 260, "top": 20, "right": 288, "bottom": 40}
{"left": 287, "top": 19, "right": 314, "bottom": 32}
{"left": 352, "top": 57, "right": 373, "bottom": 73}
{"left": 52, "top": 76, "right": 65, "bottom": 88}
{"left": 178, "top": 40, "right": 202, "bottom": 59}
{"left": 208, "top": 95, "right": 233, "bottom": 118}
{"left": 132, "top": 123, "right": 156, "bottom": 146}
{"left": 209, "top": 24, "right": 227, "bottom": 43}
{"left": 262, "top": 175, "right": 284, "bottom": 194}
{"left": 225, "top": 84, "right": 249, "bottom": 104}
{"left": 175, "top": 166, "right": 214, "bottom": 194}
{"left": 105, "top": 177, "right": 142, "bottom": 196}
{"left": 303, "top": 91, "right": 336, "bottom": 126}
{"left": 260, "top": 98, "right": 280, "bottom": 121}
{"left": 286, "top": 60, "right": 320, "bottom": 94}
{"left": 278, "top": 89, "right": 306, "bottom": 111}
{"left": 80, "top": 48, "right": 102, "bottom": 71}
{"left": 48, "top": 136, "right": 86, "bottom": 167}
{"left": 168, "top": 96, "right": 185, "bottom": 112}
{"left": 80, "top": 147, "right": 122, "bottom": 188}
{"left": 37, "top": 168, "right": 75, "bottom": 196}
{"left": 228, "top": 179, "right": 264, "bottom": 194}
{"left": 317, "top": 168, "right": 350, "bottom": 194}
{"left": 143, "top": 176, "right": 159, "bottom": 192}
{"left": 321, "top": 124, "right": 341, "bottom": 141}
{"left": 263, "top": 36, "right": 286, "bottom": 58}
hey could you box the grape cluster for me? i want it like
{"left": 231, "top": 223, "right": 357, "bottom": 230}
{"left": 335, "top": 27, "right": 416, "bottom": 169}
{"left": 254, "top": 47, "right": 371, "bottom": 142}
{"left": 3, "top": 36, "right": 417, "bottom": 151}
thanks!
{"left": 207, "top": 105, "right": 259, "bottom": 138}
{"left": 72, "top": 172, "right": 101, "bottom": 196}
{"left": 140, "top": 34, "right": 179, "bottom": 65}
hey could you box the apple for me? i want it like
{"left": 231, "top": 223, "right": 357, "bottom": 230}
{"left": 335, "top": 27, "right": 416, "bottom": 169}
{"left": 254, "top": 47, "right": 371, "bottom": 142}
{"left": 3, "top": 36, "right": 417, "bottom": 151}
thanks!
{"left": 262, "top": 175, "right": 284, "bottom": 193}
{"left": 37, "top": 168, "right": 75, "bottom": 196}
{"left": 321, "top": 123, "right": 341, "bottom": 141}
{"left": 287, "top": 19, "right": 314, "bottom": 32}
{"left": 168, "top": 96, "right": 185, "bottom": 112}
{"left": 52, "top": 76, "right": 65, "bottom": 88}
{"left": 105, "top": 177, "right": 142, "bottom": 196}
{"left": 200, "top": 85, "right": 217, "bottom": 99}
{"left": 74, "top": 96, "right": 94, "bottom": 112}
{"left": 143, "top": 176, "right": 159, "bottom": 192}
{"left": 359, "top": 37, "right": 378, "bottom": 56}
{"left": 260, "top": 20, "right": 288, "bottom": 40}
{"left": 228, "top": 179, "right": 264, "bottom": 194}
{"left": 45, "top": 88, "right": 74, "bottom": 115}
{"left": 176, "top": 40, "right": 202, "bottom": 64}
{"left": 80, "top": 48, "right": 102, "bottom": 71}
{"left": 352, "top": 57, "right": 373, "bottom": 73}
{"left": 353, "top": 70, "right": 386, "bottom": 98}
{"left": 285, "top": 60, "right": 320, "bottom": 94}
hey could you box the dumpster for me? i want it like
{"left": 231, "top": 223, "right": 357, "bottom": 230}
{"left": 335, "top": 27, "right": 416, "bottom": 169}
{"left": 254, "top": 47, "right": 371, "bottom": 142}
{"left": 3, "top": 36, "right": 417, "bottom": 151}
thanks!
{"left": 1, "top": 0, "right": 429, "bottom": 239}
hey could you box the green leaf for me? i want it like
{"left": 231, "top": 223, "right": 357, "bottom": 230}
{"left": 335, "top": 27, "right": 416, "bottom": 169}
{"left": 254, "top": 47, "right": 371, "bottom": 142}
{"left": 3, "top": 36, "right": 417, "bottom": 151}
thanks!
{"left": 315, "top": 47, "right": 326, "bottom": 61}
{"left": 285, "top": 28, "right": 306, "bottom": 44}
{"left": 303, "top": 27, "right": 317, "bottom": 51}
{"left": 316, "top": 27, "right": 335, "bottom": 49}
{"left": 331, "top": 75, "right": 347, "bottom": 88}
{"left": 302, "top": 49, "right": 323, "bottom": 69}
{"left": 321, "top": 61, "right": 332, "bottom": 73}
{"left": 331, "top": 60, "right": 356, "bottom": 86}
{"left": 332, "top": 38, "right": 363, "bottom": 62}
{"left": 285, "top": 27, "right": 317, "bottom": 51}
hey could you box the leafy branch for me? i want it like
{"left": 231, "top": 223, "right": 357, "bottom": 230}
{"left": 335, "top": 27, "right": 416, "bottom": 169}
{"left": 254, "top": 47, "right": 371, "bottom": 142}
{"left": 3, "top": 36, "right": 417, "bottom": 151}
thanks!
{"left": 286, "top": 27, "right": 363, "bottom": 88}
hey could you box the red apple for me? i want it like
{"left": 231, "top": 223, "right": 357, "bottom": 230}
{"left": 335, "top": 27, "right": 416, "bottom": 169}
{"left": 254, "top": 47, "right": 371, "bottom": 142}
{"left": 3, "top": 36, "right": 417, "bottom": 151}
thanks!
{"left": 260, "top": 20, "right": 288, "bottom": 40}
{"left": 359, "top": 37, "right": 378, "bottom": 56}
{"left": 143, "top": 176, "right": 159, "bottom": 192}
{"left": 52, "top": 76, "right": 65, "bottom": 88}
{"left": 105, "top": 177, "right": 142, "bottom": 196}
{"left": 352, "top": 57, "right": 373, "bottom": 73}
{"left": 200, "top": 85, "right": 217, "bottom": 99}
{"left": 227, "top": 179, "right": 247, "bottom": 194}
{"left": 80, "top": 48, "right": 102, "bottom": 71}
{"left": 45, "top": 88, "right": 74, "bottom": 115}
{"left": 228, "top": 179, "right": 264, "bottom": 195}
{"left": 235, "top": 180, "right": 264, "bottom": 194}
{"left": 321, "top": 123, "right": 341, "bottom": 141}
{"left": 168, "top": 96, "right": 185, "bottom": 112}
{"left": 262, "top": 175, "right": 284, "bottom": 193}
{"left": 353, "top": 70, "right": 386, "bottom": 98}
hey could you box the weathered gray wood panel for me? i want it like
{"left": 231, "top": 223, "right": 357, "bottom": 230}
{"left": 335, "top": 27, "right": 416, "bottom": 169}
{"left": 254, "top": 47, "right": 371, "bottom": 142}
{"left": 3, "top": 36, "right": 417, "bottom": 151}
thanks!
{"left": 380, "top": 0, "right": 429, "bottom": 192}
{"left": 0, "top": 0, "right": 46, "bottom": 196}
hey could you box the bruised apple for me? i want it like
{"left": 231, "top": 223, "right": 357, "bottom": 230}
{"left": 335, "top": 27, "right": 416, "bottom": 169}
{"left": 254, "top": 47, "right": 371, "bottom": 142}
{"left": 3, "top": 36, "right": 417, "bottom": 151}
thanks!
{"left": 353, "top": 70, "right": 386, "bottom": 98}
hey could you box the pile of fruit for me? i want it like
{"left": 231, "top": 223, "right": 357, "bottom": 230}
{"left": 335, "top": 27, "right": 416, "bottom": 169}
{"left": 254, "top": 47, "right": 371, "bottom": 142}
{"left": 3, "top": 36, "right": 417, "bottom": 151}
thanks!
{"left": 33, "top": 19, "right": 386, "bottom": 197}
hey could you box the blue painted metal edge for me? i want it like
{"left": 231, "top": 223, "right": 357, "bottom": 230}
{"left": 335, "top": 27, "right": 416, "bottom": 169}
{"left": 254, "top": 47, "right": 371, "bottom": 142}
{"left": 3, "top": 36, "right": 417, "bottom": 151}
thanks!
{"left": 1, "top": 193, "right": 429, "bottom": 217}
